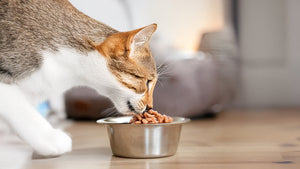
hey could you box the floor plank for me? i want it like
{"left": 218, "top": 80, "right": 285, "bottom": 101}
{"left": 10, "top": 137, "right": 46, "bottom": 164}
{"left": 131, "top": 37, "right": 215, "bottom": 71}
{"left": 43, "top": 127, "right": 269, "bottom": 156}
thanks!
{"left": 26, "top": 109, "right": 300, "bottom": 169}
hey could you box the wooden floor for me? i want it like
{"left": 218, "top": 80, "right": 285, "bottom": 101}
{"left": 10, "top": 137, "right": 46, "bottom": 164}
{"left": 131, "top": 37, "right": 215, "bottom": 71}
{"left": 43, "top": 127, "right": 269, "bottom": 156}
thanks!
{"left": 26, "top": 110, "right": 300, "bottom": 169}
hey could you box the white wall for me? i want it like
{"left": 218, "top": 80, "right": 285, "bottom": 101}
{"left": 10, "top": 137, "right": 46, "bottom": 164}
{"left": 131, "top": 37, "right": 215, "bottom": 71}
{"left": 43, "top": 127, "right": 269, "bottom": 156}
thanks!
{"left": 69, "top": 0, "right": 132, "bottom": 31}
{"left": 127, "top": 0, "right": 225, "bottom": 51}
{"left": 235, "top": 0, "right": 300, "bottom": 108}
{"left": 69, "top": 0, "right": 225, "bottom": 51}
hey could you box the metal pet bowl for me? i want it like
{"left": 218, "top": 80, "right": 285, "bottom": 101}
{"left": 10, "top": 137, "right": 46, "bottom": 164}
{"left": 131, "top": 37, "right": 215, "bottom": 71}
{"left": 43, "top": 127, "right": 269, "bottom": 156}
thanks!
{"left": 97, "top": 116, "right": 190, "bottom": 158}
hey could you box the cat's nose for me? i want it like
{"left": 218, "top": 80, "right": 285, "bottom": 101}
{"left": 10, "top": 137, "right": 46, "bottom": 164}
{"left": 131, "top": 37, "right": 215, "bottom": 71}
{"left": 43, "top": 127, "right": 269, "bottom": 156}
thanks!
{"left": 145, "top": 105, "right": 152, "bottom": 111}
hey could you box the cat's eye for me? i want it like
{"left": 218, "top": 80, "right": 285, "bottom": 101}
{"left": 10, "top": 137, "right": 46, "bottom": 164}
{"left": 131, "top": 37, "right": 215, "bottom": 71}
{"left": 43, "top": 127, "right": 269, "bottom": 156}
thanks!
{"left": 131, "top": 73, "right": 142, "bottom": 79}
{"left": 134, "top": 75, "right": 142, "bottom": 79}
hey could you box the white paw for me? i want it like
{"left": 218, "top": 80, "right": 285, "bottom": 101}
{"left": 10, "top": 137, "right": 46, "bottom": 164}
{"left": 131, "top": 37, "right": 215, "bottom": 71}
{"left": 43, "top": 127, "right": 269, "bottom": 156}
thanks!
{"left": 32, "top": 129, "right": 72, "bottom": 157}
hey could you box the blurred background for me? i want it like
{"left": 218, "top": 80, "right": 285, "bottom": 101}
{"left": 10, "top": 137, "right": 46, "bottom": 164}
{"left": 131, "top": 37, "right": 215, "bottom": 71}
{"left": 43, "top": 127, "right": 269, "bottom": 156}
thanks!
{"left": 2, "top": 1, "right": 300, "bottom": 169}
{"left": 51, "top": 0, "right": 300, "bottom": 120}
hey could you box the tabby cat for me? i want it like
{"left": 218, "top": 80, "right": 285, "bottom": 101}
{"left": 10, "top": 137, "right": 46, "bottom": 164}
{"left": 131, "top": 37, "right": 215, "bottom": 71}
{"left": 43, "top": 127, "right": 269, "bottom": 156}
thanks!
{"left": 0, "top": 0, "right": 157, "bottom": 156}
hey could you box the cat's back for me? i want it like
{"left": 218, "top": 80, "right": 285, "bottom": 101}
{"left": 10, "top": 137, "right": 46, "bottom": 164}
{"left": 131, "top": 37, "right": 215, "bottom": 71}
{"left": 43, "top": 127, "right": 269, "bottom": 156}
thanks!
{"left": 0, "top": 0, "right": 117, "bottom": 84}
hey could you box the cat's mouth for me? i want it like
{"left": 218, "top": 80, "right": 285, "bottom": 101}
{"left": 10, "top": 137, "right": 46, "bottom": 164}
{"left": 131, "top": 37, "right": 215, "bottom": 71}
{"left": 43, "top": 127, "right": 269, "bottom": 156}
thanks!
{"left": 126, "top": 100, "right": 147, "bottom": 114}
{"left": 127, "top": 100, "right": 136, "bottom": 113}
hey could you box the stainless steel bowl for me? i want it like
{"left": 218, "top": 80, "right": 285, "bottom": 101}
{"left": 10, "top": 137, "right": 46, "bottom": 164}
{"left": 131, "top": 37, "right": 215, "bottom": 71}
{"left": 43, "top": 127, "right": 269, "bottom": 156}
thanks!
{"left": 97, "top": 116, "right": 190, "bottom": 158}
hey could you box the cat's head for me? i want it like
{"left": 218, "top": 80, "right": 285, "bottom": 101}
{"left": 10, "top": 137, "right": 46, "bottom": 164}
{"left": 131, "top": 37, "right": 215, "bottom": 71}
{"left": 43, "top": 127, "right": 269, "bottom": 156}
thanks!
{"left": 90, "top": 24, "right": 157, "bottom": 114}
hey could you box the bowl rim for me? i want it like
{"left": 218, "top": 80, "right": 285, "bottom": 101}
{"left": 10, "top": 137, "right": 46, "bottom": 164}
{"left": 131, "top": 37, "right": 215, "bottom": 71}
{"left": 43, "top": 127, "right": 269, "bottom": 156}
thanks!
{"left": 96, "top": 116, "right": 190, "bottom": 125}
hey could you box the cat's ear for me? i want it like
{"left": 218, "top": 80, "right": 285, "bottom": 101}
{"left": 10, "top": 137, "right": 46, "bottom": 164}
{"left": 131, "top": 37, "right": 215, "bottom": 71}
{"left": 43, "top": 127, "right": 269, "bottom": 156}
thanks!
{"left": 130, "top": 23, "right": 157, "bottom": 49}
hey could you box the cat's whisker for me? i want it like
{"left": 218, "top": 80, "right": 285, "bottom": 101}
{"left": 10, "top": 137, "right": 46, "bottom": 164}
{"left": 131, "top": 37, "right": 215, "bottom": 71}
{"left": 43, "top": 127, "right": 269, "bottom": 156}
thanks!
{"left": 158, "top": 73, "right": 172, "bottom": 81}
{"left": 156, "top": 64, "right": 164, "bottom": 73}
{"left": 156, "top": 78, "right": 164, "bottom": 87}
{"left": 157, "top": 63, "right": 172, "bottom": 78}
{"left": 107, "top": 110, "right": 121, "bottom": 117}
{"left": 156, "top": 65, "right": 173, "bottom": 88}
{"left": 157, "top": 78, "right": 167, "bottom": 88}
{"left": 158, "top": 71, "right": 172, "bottom": 77}
{"left": 157, "top": 64, "right": 169, "bottom": 75}
{"left": 101, "top": 106, "right": 119, "bottom": 117}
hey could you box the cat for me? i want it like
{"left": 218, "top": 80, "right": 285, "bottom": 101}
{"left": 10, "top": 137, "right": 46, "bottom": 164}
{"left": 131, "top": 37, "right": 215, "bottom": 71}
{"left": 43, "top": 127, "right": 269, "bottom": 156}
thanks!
{"left": 0, "top": 0, "right": 157, "bottom": 156}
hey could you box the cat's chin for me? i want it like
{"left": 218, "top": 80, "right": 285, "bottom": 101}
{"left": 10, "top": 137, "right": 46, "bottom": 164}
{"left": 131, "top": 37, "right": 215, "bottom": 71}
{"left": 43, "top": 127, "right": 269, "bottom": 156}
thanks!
{"left": 113, "top": 103, "right": 144, "bottom": 115}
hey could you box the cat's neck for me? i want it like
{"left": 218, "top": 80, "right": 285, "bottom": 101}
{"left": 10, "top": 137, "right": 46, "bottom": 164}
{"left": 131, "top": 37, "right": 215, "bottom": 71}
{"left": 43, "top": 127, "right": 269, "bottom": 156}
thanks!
{"left": 17, "top": 47, "right": 116, "bottom": 106}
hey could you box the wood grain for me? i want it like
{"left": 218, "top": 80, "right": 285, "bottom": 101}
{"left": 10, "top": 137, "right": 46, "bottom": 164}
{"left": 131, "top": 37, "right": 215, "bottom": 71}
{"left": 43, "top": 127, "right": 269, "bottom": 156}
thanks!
{"left": 26, "top": 109, "right": 300, "bottom": 169}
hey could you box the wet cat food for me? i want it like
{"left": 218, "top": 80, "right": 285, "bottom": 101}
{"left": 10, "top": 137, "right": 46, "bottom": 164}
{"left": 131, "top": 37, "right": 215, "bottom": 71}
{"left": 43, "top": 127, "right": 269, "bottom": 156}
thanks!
{"left": 129, "top": 109, "right": 173, "bottom": 124}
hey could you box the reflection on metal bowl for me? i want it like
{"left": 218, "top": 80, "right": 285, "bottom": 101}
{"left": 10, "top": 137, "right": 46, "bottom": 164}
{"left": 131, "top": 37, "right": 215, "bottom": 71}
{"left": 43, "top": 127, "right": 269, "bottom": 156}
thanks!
{"left": 97, "top": 116, "right": 190, "bottom": 158}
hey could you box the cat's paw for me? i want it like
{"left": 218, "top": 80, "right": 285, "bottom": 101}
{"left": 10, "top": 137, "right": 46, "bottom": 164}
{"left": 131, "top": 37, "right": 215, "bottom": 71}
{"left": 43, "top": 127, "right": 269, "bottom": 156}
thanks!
{"left": 32, "top": 129, "right": 72, "bottom": 157}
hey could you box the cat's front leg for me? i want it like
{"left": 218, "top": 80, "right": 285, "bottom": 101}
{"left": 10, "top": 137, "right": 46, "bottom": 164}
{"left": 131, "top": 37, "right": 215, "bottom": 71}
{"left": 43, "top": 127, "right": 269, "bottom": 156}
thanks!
{"left": 0, "top": 83, "right": 72, "bottom": 156}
